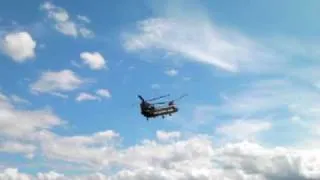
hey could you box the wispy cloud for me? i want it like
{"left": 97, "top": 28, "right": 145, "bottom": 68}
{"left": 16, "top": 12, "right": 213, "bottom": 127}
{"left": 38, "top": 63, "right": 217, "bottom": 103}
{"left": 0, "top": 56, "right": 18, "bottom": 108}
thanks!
{"left": 10, "top": 95, "right": 30, "bottom": 105}
{"left": 77, "top": 15, "right": 91, "bottom": 23}
{"left": 211, "top": 76, "right": 320, "bottom": 146}
{"left": 122, "top": 17, "right": 279, "bottom": 73}
{"left": 122, "top": 1, "right": 320, "bottom": 77}
{"left": 40, "top": 2, "right": 94, "bottom": 38}
{"left": 215, "top": 119, "right": 272, "bottom": 141}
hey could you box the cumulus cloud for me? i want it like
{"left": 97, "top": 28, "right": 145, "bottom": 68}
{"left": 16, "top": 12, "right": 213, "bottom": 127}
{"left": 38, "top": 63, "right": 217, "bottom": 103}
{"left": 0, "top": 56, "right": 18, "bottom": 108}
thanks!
{"left": 80, "top": 52, "right": 106, "bottom": 70}
{"left": 40, "top": 2, "right": 94, "bottom": 38}
{"left": 1, "top": 134, "right": 320, "bottom": 179}
{"left": 30, "top": 69, "right": 84, "bottom": 95}
{"left": 0, "top": 31, "right": 36, "bottom": 62}
{"left": 0, "top": 90, "right": 319, "bottom": 180}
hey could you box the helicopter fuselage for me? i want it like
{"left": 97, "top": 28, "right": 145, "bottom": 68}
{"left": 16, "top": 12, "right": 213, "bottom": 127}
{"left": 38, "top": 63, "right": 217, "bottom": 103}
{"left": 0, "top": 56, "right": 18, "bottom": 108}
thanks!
{"left": 137, "top": 94, "right": 186, "bottom": 120}
{"left": 141, "top": 105, "right": 178, "bottom": 119}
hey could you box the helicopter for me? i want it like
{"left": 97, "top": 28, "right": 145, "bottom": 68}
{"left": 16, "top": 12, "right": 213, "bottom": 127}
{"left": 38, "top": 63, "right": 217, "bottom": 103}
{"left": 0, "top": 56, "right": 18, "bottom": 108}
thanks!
{"left": 137, "top": 93, "right": 187, "bottom": 120}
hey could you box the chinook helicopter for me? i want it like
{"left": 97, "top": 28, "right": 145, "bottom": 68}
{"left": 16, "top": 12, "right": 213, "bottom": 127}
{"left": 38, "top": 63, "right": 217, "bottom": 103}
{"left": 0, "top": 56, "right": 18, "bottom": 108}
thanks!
{"left": 137, "top": 94, "right": 187, "bottom": 120}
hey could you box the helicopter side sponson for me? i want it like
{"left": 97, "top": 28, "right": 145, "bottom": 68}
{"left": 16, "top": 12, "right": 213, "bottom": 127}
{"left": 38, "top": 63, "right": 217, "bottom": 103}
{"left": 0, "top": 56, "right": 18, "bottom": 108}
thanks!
{"left": 142, "top": 106, "right": 178, "bottom": 119}
{"left": 153, "top": 106, "right": 178, "bottom": 115}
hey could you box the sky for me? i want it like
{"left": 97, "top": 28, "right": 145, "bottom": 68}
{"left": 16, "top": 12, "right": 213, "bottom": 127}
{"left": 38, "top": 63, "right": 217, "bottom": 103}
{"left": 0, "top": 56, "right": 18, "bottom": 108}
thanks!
{"left": 0, "top": 0, "right": 320, "bottom": 179}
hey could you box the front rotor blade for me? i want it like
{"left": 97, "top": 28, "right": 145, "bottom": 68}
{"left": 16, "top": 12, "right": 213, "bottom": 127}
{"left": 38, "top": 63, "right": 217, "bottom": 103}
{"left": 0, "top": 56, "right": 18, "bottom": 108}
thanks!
{"left": 147, "top": 94, "right": 170, "bottom": 101}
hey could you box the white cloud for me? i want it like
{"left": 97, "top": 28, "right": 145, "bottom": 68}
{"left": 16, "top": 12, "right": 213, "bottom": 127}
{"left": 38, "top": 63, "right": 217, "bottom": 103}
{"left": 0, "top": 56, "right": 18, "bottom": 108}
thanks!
{"left": 123, "top": 18, "right": 277, "bottom": 73}
{"left": 40, "top": 2, "right": 94, "bottom": 38}
{"left": 76, "top": 92, "right": 100, "bottom": 102}
{"left": 0, "top": 141, "right": 36, "bottom": 159}
{"left": 215, "top": 119, "right": 272, "bottom": 141}
{"left": 0, "top": 92, "right": 62, "bottom": 138}
{"left": 0, "top": 91, "right": 63, "bottom": 161}
{"left": 30, "top": 69, "right": 84, "bottom": 94}
{"left": 207, "top": 73, "right": 320, "bottom": 148}
{"left": 80, "top": 52, "right": 106, "bottom": 70}
{"left": 0, "top": 31, "right": 36, "bottom": 62}
{"left": 96, "top": 89, "right": 111, "bottom": 98}
{"left": 76, "top": 90, "right": 111, "bottom": 102}
{"left": 39, "top": 130, "right": 119, "bottom": 167}
{"left": 0, "top": 96, "right": 63, "bottom": 139}
{"left": 50, "top": 92, "right": 69, "bottom": 99}
{"left": 2, "top": 136, "right": 320, "bottom": 179}
{"left": 0, "top": 168, "right": 32, "bottom": 180}
{"left": 37, "top": 171, "right": 66, "bottom": 180}
{"left": 156, "top": 130, "right": 181, "bottom": 142}
{"left": 165, "top": 68, "right": 178, "bottom": 76}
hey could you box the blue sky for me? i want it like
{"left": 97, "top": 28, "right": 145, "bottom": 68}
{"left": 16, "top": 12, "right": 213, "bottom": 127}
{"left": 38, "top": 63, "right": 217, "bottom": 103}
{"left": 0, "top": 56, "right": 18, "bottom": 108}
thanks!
{"left": 0, "top": 0, "right": 320, "bottom": 179}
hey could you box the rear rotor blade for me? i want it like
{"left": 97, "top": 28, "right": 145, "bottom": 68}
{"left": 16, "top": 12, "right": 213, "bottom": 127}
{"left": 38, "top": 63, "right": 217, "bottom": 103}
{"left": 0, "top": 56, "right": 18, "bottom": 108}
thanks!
{"left": 152, "top": 94, "right": 188, "bottom": 105}
{"left": 172, "top": 93, "right": 188, "bottom": 102}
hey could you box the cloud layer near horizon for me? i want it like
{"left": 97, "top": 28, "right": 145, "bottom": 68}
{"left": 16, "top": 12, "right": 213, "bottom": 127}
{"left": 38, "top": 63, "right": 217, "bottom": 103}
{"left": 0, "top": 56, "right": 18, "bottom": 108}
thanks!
{"left": 2, "top": 88, "right": 320, "bottom": 180}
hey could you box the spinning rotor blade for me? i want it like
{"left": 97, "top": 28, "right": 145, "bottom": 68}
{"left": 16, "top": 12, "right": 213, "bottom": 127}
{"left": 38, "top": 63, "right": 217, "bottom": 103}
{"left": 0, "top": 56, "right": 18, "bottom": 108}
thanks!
{"left": 173, "top": 93, "right": 188, "bottom": 102}
{"left": 152, "top": 94, "right": 188, "bottom": 105}
{"left": 147, "top": 94, "right": 170, "bottom": 101}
